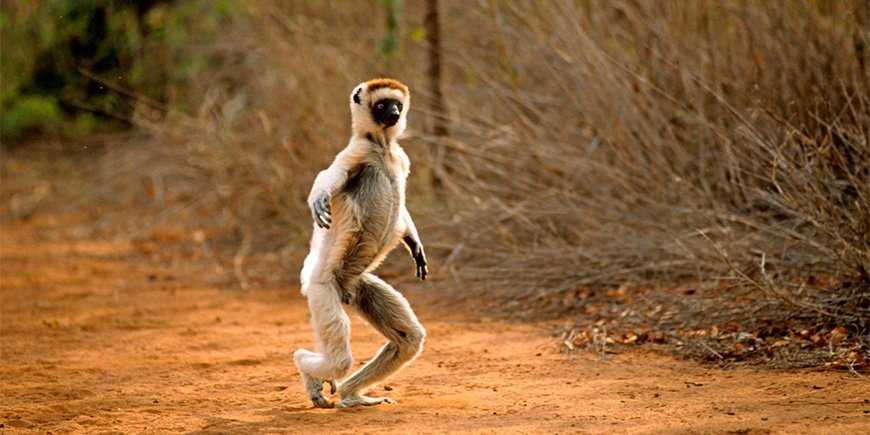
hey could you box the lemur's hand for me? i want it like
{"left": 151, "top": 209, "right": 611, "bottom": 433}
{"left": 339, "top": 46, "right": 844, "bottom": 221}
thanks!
{"left": 311, "top": 192, "right": 332, "bottom": 229}
{"left": 413, "top": 244, "right": 428, "bottom": 281}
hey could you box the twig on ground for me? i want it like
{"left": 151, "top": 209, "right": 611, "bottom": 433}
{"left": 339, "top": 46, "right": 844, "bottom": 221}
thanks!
{"left": 699, "top": 340, "right": 724, "bottom": 360}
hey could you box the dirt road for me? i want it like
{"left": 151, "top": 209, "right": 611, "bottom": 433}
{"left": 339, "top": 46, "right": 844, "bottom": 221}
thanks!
{"left": 1, "top": 215, "right": 867, "bottom": 433}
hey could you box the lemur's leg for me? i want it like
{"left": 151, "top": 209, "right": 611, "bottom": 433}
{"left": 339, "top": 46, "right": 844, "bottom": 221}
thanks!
{"left": 294, "top": 280, "right": 353, "bottom": 407}
{"left": 336, "top": 273, "right": 425, "bottom": 408}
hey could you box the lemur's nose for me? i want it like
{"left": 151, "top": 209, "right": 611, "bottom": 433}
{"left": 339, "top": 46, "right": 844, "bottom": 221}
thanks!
{"left": 384, "top": 107, "right": 401, "bottom": 127}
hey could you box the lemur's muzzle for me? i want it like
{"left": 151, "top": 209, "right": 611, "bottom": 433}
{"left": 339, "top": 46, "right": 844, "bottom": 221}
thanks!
{"left": 382, "top": 105, "right": 401, "bottom": 127}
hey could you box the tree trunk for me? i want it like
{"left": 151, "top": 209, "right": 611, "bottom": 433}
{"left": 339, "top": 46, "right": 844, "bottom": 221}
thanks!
{"left": 424, "top": 0, "right": 448, "bottom": 137}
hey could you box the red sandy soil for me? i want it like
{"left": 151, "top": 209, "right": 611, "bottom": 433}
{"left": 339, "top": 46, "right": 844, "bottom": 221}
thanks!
{"left": 1, "top": 214, "right": 868, "bottom": 434}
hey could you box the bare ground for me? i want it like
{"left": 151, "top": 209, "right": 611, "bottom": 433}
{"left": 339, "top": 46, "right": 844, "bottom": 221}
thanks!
{"left": 0, "top": 211, "right": 867, "bottom": 434}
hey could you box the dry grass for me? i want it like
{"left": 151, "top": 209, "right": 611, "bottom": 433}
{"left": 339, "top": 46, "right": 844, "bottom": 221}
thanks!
{"left": 85, "top": 1, "right": 868, "bottom": 342}
{"left": 429, "top": 1, "right": 869, "bottom": 328}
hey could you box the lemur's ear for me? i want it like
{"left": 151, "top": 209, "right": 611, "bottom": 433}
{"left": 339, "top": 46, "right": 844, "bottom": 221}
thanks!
{"left": 352, "top": 87, "right": 363, "bottom": 105}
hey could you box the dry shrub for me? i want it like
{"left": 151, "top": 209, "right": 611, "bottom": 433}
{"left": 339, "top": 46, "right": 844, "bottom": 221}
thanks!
{"left": 433, "top": 1, "right": 868, "bottom": 327}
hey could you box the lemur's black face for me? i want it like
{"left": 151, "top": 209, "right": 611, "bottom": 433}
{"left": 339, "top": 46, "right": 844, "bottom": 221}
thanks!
{"left": 372, "top": 98, "right": 403, "bottom": 127}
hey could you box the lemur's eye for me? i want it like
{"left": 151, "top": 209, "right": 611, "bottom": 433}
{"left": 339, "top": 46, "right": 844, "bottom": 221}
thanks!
{"left": 376, "top": 103, "right": 384, "bottom": 110}
{"left": 396, "top": 103, "right": 403, "bottom": 111}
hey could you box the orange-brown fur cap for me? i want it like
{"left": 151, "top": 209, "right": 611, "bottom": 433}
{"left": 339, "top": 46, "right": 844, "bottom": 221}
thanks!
{"left": 366, "top": 78, "right": 409, "bottom": 96}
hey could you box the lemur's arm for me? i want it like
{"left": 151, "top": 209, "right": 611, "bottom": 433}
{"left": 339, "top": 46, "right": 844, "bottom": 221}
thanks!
{"left": 401, "top": 207, "right": 428, "bottom": 280}
{"left": 308, "top": 145, "right": 363, "bottom": 229}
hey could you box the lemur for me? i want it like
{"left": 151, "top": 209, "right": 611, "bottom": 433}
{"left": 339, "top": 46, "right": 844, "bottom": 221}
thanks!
{"left": 294, "top": 78, "right": 428, "bottom": 408}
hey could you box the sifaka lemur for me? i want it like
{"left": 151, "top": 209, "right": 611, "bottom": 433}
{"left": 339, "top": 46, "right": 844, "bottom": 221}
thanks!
{"left": 294, "top": 78, "right": 428, "bottom": 408}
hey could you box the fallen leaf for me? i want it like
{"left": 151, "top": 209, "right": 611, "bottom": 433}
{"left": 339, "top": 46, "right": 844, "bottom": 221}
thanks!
{"left": 771, "top": 339, "right": 790, "bottom": 348}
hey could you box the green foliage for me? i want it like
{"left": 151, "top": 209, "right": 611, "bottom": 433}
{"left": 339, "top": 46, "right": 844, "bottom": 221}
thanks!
{"left": 1, "top": 95, "right": 62, "bottom": 136}
{"left": 0, "top": 0, "right": 243, "bottom": 138}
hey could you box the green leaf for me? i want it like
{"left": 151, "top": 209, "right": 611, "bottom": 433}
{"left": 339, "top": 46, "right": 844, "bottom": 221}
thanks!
{"left": 410, "top": 26, "right": 426, "bottom": 42}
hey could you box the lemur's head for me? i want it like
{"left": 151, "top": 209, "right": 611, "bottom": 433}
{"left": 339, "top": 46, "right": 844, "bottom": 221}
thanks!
{"left": 350, "top": 78, "right": 410, "bottom": 139}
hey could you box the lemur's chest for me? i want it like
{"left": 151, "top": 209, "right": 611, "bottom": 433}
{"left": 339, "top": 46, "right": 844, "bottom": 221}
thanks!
{"left": 341, "top": 160, "right": 405, "bottom": 208}
{"left": 339, "top": 161, "right": 404, "bottom": 245}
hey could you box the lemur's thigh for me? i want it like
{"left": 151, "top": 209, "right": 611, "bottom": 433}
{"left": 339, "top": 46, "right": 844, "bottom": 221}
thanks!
{"left": 352, "top": 274, "right": 425, "bottom": 345}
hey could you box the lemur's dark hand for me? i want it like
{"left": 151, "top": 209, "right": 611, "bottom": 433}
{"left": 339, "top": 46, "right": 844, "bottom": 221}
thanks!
{"left": 403, "top": 235, "right": 428, "bottom": 280}
{"left": 413, "top": 244, "right": 428, "bottom": 280}
{"left": 312, "top": 192, "right": 332, "bottom": 229}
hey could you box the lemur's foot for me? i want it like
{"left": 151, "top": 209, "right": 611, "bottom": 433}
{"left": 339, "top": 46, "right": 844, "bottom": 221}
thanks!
{"left": 335, "top": 394, "right": 396, "bottom": 408}
{"left": 325, "top": 379, "right": 337, "bottom": 395}
{"left": 304, "top": 375, "right": 334, "bottom": 408}
{"left": 309, "top": 392, "right": 333, "bottom": 408}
